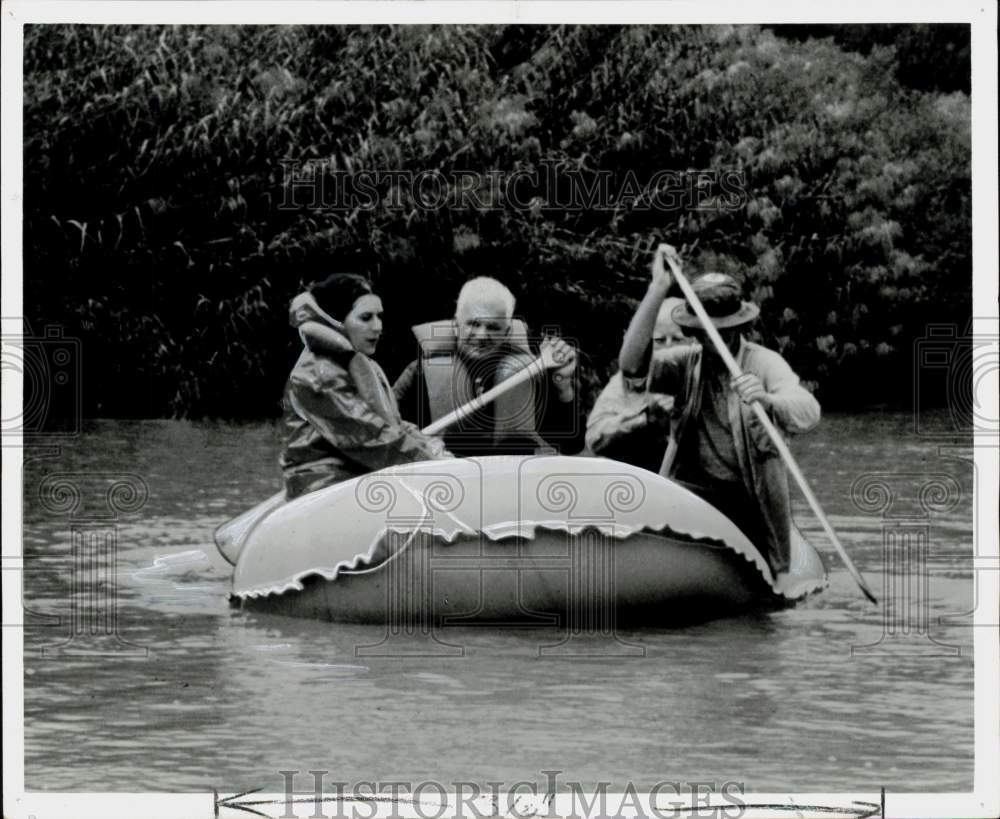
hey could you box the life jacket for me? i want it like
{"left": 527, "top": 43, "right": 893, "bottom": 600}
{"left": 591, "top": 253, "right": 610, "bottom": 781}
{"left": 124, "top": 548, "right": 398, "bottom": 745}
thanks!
{"left": 412, "top": 318, "right": 541, "bottom": 443}
{"left": 288, "top": 291, "right": 400, "bottom": 424}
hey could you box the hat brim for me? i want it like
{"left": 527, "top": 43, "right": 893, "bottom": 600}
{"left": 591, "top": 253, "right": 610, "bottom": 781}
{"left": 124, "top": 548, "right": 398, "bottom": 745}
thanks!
{"left": 671, "top": 301, "right": 760, "bottom": 330}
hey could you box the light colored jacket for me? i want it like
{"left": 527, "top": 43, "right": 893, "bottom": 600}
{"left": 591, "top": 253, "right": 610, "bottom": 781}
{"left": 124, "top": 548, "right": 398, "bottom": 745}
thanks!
{"left": 585, "top": 371, "right": 672, "bottom": 472}
{"left": 641, "top": 339, "right": 820, "bottom": 572}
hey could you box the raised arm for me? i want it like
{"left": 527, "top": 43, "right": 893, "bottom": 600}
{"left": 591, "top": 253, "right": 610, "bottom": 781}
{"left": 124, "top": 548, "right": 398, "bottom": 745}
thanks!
{"left": 618, "top": 244, "right": 678, "bottom": 375}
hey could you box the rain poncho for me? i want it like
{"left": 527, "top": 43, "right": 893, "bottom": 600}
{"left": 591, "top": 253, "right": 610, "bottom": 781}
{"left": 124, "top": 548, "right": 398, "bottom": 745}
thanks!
{"left": 279, "top": 293, "right": 451, "bottom": 499}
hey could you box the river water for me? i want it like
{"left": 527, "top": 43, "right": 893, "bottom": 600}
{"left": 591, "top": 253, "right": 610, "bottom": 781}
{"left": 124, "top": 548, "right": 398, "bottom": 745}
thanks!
{"left": 20, "top": 411, "right": 975, "bottom": 793}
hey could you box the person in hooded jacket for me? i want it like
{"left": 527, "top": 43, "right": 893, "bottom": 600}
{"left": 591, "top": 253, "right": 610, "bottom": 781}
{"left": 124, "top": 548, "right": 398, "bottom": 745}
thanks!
{"left": 280, "top": 273, "right": 453, "bottom": 499}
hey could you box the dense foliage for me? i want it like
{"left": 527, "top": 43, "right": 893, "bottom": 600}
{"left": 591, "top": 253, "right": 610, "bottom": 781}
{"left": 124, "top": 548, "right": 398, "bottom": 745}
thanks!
{"left": 766, "top": 24, "right": 971, "bottom": 94}
{"left": 23, "top": 24, "right": 971, "bottom": 418}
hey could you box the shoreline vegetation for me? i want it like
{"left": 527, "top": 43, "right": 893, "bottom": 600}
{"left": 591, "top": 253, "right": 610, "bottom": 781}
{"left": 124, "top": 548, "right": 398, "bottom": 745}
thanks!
{"left": 23, "top": 24, "right": 971, "bottom": 420}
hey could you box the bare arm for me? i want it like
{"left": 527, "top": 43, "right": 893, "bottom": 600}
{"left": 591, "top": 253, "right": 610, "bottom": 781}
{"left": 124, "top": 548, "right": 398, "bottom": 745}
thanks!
{"left": 618, "top": 244, "right": 679, "bottom": 375}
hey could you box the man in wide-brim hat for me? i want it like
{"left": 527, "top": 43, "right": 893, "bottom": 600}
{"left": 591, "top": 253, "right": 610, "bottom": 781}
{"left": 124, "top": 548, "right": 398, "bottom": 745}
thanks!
{"left": 618, "top": 245, "right": 821, "bottom": 576}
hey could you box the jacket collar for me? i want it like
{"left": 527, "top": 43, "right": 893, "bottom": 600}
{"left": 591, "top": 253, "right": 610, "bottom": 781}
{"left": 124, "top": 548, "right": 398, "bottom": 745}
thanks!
{"left": 289, "top": 291, "right": 354, "bottom": 355}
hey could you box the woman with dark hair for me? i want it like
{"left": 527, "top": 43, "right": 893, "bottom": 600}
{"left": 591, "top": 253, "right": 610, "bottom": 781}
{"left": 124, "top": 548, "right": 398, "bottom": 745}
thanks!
{"left": 280, "top": 273, "right": 452, "bottom": 499}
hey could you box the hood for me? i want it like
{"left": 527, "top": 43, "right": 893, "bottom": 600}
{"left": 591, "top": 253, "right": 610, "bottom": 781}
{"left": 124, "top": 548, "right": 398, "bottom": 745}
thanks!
{"left": 289, "top": 291, "right": 354, "bottom": 355}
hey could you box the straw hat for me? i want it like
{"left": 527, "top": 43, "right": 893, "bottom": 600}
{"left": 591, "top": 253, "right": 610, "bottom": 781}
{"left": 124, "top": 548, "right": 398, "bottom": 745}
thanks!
{"left": 671, "top": 273, "right": 760, "bottom": 329}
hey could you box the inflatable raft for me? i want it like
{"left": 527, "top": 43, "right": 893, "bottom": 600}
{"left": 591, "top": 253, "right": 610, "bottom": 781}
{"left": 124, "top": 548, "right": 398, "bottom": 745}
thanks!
{"left": 221, "top": 456, "right": 826, "bottom": 625}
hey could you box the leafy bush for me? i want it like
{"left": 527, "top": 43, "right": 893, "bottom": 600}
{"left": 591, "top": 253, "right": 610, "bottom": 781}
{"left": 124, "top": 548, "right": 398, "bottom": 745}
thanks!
{"left": 766, "top": 24, "right": 971, "bottom": 94}
{"left": 23, "top": 24, "right": 970, "bottom": 417}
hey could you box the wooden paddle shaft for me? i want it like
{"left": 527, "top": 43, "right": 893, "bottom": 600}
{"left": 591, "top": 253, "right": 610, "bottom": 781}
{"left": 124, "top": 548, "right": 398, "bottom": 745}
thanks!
{"left": 296, "top": 318, "right": 547, "bottom": 437}
{"left": 670, "top": 262, "right": 878, "bottom": 605}
{"left": 214, "top": 355, "right": 550, "bottom": 562}
{"left": 421, "top": 356, "right": 547, "bottom": 435}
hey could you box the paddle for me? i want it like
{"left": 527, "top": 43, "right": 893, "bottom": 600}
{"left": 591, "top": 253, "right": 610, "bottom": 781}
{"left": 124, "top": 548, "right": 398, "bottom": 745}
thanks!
{"left": 663, "top": 246, "right": 879, "bottom": 605}
{"left": 214, "top": 346, "right": 565, "bottom": 564}
{"left": 421, "top": 342, "right": 566, "bottom": 435}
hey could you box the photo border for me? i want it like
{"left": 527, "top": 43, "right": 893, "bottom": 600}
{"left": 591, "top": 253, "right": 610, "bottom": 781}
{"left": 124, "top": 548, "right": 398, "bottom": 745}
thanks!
{"left": 3, "top": 2, "right": 997, "bottom": 818}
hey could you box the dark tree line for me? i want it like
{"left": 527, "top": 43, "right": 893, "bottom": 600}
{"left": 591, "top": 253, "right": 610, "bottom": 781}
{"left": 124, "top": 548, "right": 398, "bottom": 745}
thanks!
{"left": 23, "top": 24, "right": 971, "bottom": 419}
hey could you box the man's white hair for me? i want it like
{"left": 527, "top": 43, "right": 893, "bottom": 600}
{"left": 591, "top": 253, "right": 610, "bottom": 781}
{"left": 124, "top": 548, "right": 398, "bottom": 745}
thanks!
{"left": 455, "top": 277, "right": 516, "bottom": 319}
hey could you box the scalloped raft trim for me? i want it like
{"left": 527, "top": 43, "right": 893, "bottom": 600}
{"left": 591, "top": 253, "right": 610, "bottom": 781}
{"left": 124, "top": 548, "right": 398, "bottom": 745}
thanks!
{"left": 232, "top": 517, "right": 824, "bottom": 603}
{"left": 230, "top": 459, "right": 828, "bottom": 606}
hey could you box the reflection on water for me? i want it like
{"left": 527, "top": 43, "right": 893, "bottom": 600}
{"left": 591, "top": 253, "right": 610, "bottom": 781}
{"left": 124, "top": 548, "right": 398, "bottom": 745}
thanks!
{"left": 21, "top": 414, "right": 974, "bottom": 792}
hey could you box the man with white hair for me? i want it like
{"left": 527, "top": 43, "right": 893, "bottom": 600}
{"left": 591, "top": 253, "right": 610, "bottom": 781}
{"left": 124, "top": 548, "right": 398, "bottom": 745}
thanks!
{"left": 393, "top": 277, "right": 584, "bottom": 456}
{"left": 585, "top": 297, "right": 689, "bottom": 472}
